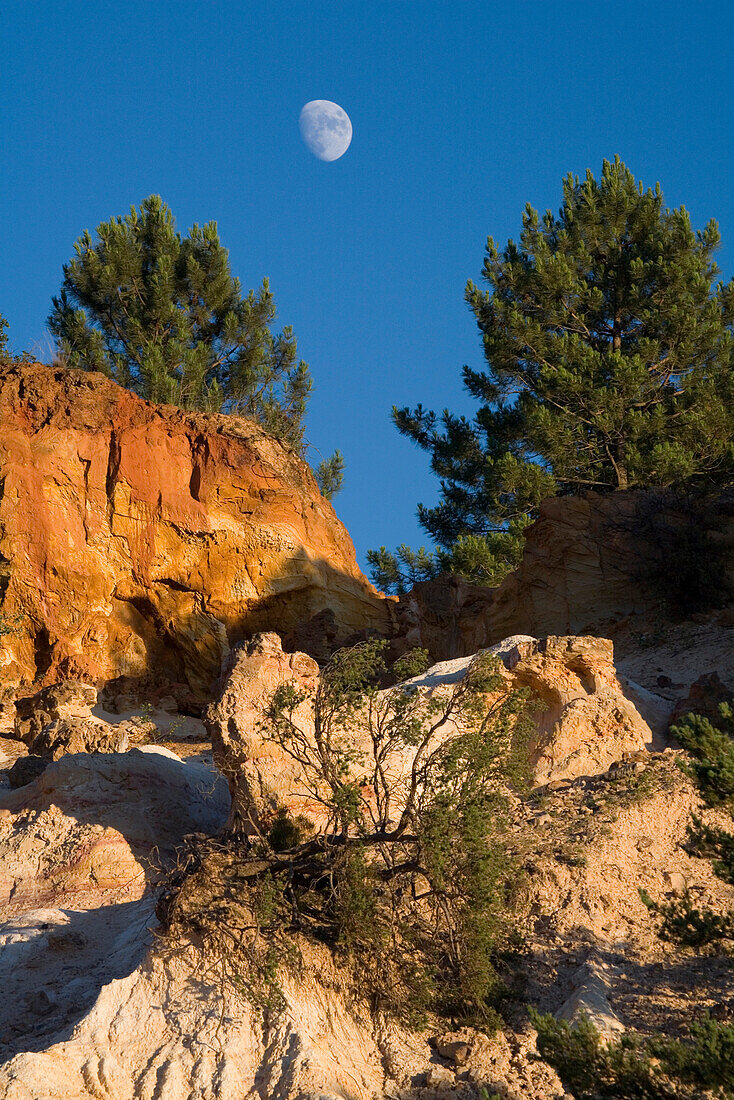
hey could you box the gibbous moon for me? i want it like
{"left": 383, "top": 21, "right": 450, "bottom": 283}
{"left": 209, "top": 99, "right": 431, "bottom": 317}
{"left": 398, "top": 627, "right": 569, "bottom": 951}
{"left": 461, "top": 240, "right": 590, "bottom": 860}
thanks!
{"left": 299, "top": 100, "right": 353, "bottom": 162}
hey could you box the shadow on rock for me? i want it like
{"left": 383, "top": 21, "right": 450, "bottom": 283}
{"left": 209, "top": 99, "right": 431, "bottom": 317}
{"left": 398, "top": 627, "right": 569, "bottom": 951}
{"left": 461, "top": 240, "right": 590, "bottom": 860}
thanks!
{"left": 0, "top": 897, "right": 154, "bottom": 1064}
{"left": 0, "top": 748, "right": 230, "bottom": 910}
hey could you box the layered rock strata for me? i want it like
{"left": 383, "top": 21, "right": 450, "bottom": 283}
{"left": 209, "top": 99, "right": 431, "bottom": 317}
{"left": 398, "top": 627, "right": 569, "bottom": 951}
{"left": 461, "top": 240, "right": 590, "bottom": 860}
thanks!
{"left": 398, "top": 489, "right": 734, "bottom": 659}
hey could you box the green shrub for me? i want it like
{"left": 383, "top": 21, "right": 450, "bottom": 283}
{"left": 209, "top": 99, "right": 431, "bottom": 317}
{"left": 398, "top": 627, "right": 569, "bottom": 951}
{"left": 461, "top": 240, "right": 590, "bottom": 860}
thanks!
{"left": 532, "top": 1009, "right": 734, "bottom": 1098}
{"left": 672, "top": 703, "right": 734, "bottom": 808}
{"left": 644, "top": 700, "right": 734, "bottom": 953}
{"left": 641, "top": 888, "right": 734, "bottom": 952}
{"left": 162, "top": 640, "right": 535, "bottom": 1026}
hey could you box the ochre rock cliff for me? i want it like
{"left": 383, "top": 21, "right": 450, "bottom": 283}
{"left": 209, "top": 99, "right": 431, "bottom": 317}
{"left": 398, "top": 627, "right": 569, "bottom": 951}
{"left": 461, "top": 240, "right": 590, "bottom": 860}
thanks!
{"left": 0, "top": 363, "right": 391, "bottom": 692}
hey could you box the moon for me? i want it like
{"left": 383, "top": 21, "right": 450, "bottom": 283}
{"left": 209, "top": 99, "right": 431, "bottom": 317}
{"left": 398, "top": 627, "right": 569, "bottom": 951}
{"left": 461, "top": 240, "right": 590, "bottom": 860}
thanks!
{"left": 299, "top": 100, "right": 353, "bottom": 162}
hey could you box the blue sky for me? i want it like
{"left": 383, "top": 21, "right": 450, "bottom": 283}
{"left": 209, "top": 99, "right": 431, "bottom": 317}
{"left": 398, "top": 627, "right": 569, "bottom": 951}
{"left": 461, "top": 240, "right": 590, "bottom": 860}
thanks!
{"left": 3, "top": 1, "right": 734, "bottom": 571}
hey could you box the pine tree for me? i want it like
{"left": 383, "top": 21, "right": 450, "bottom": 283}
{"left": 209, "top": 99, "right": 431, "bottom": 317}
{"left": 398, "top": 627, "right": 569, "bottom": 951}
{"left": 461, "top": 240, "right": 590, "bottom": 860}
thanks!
{"left": 392, "top": 158, "right": 734, "bottom": 557}
{"left": 49, "top": 196, "right": 312, "bottom": 449}
{"left": 314, "top": 449, "right": 345, "bottom": 499}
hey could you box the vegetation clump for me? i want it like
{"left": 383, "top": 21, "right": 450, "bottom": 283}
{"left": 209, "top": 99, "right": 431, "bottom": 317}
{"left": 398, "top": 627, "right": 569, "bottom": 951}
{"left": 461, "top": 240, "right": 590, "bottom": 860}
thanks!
{"left": 0, "top": 312, "right": 33, "bottom": 367}
{"left": 368, "top": 526, "right": 525, "bottom": 595}
{"left": 532, "top": 1009, "right": 734, "bottom": 1099}
{"left": 640, "top": 700, "right": 734, "bottom": 954}
{"left": 674, "top": 702, "right": 734, "bottom": 811}
{"left": 159, "top": 639, "right": 535, "bottom": 1025}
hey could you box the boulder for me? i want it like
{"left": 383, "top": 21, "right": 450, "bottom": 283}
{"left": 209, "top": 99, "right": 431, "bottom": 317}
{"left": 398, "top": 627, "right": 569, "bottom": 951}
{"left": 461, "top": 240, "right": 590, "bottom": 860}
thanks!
{"left": 0, "top": 747, "right": 230, "bottom": 910}
{"left": 205, "top": 632, "right": 319, "bottom": 833}
{"left": 29, "top": 717, "right": 131, "bottom": 761}
{"left": 670, "top": 670, "right": 734, "bottom": 730}
{"left": 400, "top": 635, "right": 653, "bottom": 784}
{"left": 505, "top": 636, "right": 654, "bottom": 782}
{"left": 14, "top": 680, "right": 98, "bottom": 746}
{"left": 0, "top": 362, "right": 392, "bottom": 695}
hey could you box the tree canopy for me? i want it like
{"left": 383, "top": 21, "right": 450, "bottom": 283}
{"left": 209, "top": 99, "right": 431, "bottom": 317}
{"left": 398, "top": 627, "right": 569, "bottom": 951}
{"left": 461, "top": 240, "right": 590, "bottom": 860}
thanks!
{"left": 384, "top": 158, "right": 734, "bottom": 586}
{"left": 313, "top": 448, "right": 345, "bottom": 500}
{"left": 49, "top": 196, "right": 311, "bottom": 449}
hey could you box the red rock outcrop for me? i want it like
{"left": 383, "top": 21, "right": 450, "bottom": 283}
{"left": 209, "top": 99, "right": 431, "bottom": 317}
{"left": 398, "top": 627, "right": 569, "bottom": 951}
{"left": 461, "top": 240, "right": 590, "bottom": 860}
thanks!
{"left": 0, "top": 363, "right": 392, "bottom": 693}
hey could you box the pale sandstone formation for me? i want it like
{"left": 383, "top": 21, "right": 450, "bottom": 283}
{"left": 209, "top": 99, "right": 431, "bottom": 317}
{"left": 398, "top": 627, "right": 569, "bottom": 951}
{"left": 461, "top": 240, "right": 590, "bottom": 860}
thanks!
{"left": 505, "top": 636, "right": 654, "bottom": 783}
{"left": 0, "top": 906, "right": 563, "bottom": 1100}
{"left": 0, "top": 747, "right": 229, "bottom": 912}
{"left": 397, "top": 489, "right": 734, "bottom": 660}
{"left": 1, "top": 642, "right": 732, "bottom": 1097}
{"left": 206, "top": 632, "right": 656, "bottom": 839}
{"left": 0, "top": 362, "right": 391, "bottom": 694}
{"left": 0, "top": 727, "right": 564, "bottom": 1100}
{"left": 404, "top": 635, "right": 655, "bottom": 784}
{"left": 555, "top": 956, "right": 625, "bottom": 1041}
{"left": 205, "top": 632, "right": 320, "bottom": 833}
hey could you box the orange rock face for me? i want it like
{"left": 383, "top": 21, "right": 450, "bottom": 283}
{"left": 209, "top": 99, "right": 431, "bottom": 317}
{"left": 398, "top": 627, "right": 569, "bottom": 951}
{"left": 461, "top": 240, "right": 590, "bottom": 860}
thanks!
{"left": 0, "top": 363, "right": 391, "bottom": 692}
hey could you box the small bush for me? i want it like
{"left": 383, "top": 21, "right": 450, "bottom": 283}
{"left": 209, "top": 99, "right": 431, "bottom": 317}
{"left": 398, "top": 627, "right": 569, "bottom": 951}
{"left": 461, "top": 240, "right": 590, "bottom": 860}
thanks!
{"left": 672, "top": 703, "right": 734, "bottom": 808}
{"left": 686, "top": 814, "right": 734, "bottom": 886}
{"left": 532, "top": 1009, "right": 734, "bottom": 1099}
{"left": 645, "top": 699, "right": 734, "bottom": 953}
{"left": 641, "top": 888, "right": 734, "bottom": 952}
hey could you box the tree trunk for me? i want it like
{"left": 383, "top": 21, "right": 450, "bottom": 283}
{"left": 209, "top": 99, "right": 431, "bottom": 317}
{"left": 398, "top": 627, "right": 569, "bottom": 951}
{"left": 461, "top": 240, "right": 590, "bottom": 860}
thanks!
{"left": 612, "top": 309, "right": 626, "bottom": 486}
{"left": 614, "top": 442, "right": 628, "bottom": 489}
{"left": 613, "top": 311, "right": 622, "bottom": 353}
